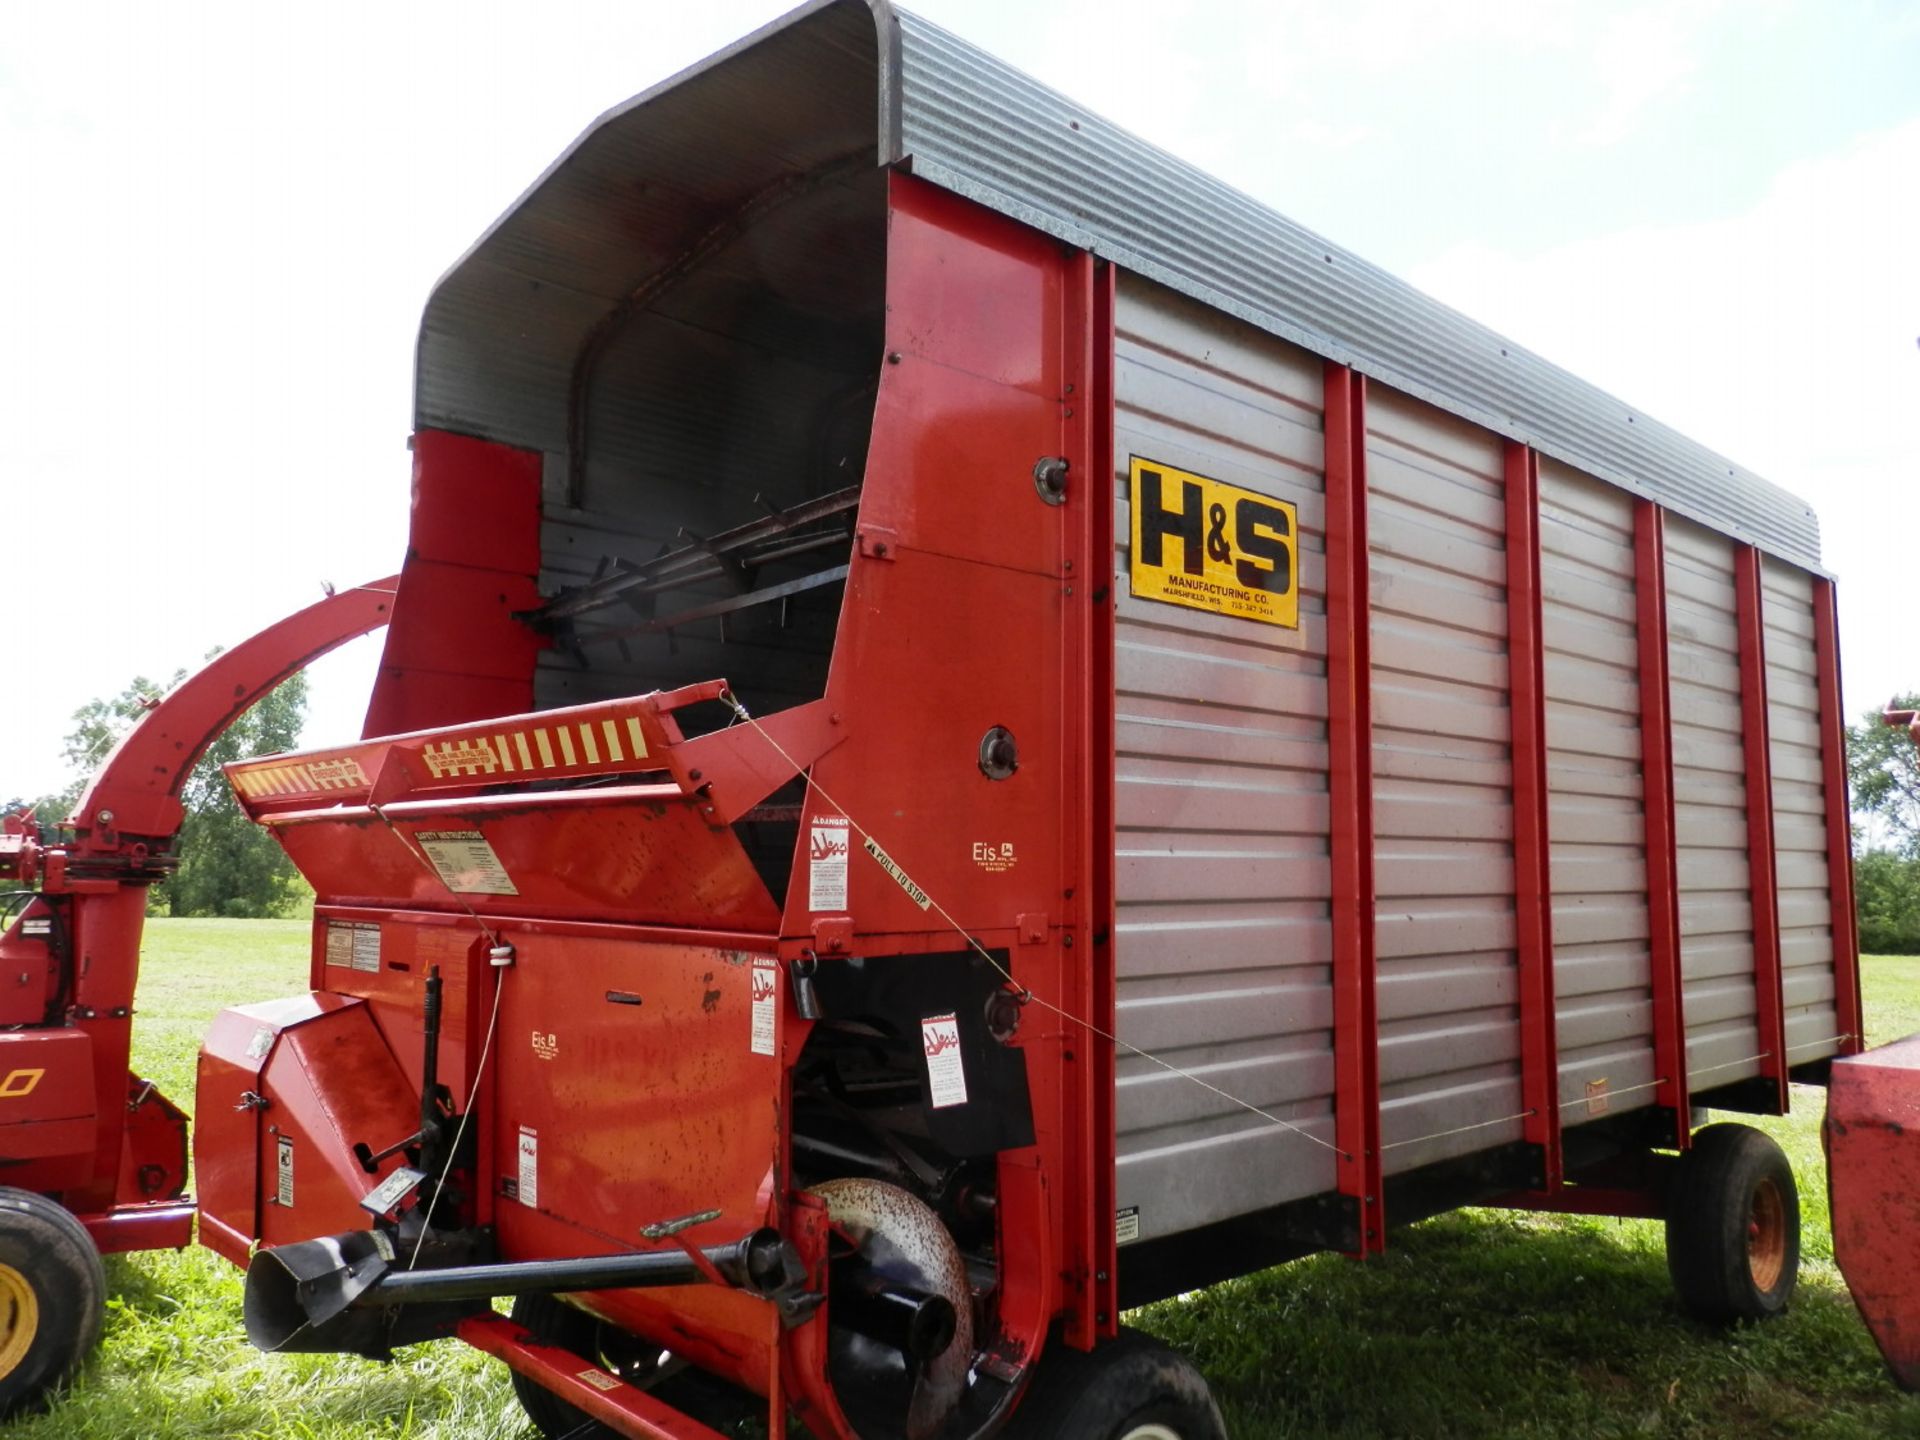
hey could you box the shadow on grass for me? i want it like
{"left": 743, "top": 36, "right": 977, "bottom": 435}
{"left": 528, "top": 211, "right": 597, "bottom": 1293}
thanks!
{"left": 1133, "top": 1210, "right": 1920, "bottom": 1440}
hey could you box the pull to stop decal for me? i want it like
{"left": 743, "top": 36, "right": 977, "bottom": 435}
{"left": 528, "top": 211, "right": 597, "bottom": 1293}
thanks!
{"left": 1128, "top": 456, "right": 1299, "bottom": 628}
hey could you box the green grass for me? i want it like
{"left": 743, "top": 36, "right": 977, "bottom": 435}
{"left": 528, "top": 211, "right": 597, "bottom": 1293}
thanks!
{"left": 20, "top": 925, "right": 1920, "bottom": 1437}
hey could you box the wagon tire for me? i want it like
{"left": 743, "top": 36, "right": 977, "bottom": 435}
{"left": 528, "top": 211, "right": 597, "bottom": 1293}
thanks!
{"left": 1666, "top": 1122, "right": 1800, "bottom": 1323}
{"left": 508, "top": 1293, "right": 612, "bottom": 1438}
{"left": 1003, "top": 1327, "right": 1227, "bottom": 1440}
{"left": 0, "top": 1187, "right": 107, "bottom": 1417}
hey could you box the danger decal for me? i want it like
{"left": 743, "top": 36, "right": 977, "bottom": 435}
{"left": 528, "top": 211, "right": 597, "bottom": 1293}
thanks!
{"left": 1128, "top": 457, "right": 1299, "bottom": 628}
{"left": 750, "top": 958, "right": 779, "bottom": 1056}
{"left": 921, "top": 1013, "right": 969, "bottom": 1108}
{"left": 808, "top": 816, "right": 850, "bottom": 911}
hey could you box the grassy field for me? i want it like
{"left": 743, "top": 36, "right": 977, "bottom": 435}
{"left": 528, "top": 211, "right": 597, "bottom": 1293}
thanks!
{"left": 15, "top": 920, "right": 1920, "bottom": 1438}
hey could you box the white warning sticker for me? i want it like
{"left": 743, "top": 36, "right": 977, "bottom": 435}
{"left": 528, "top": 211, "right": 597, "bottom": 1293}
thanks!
{"left": 808, "top": 816, "right": 850, "bottom": 910}
{"left": 750, "top": 958, "right": 778, "bottom": 1057}
{"left": 921, "top": 1013, "right": 968, "bottom": 1108}
{"left": 246, "top": 1026, "right": 275, "bottom": 1063}
{"left": 517, "top": 1125, "right": 539, "bottom": 1209}
{"left": 416, "top": 829, "right": 519, "bottom": 896}
{"left": 1116, "top": 1206, "right": 1142, "bottom": 1246}
{"left": 326, "top": 920, "right": 382, "bottom": 972}
{"left": 275, "top": 1135, "right": 295, "bottom": 1207}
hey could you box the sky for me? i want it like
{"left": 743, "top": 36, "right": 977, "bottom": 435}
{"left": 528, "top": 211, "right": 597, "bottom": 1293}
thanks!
{"left": 5, "top": 0, "right": 1916, "bottom": 803}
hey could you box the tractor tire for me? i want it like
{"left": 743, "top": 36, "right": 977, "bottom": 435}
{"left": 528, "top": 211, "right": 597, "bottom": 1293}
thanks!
{"left": 1002, "top": 1327, "right": 1228, "bottom": 1440}
{"left": 0, "top": 1187, "right": 108, "bottom": 1416}
{"left": 1667, "top": 1122, "right": 1801, "bottom": 1323}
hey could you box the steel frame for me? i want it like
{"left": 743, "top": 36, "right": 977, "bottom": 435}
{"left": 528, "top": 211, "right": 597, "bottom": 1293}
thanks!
{"left": 1733, "top": 544, "right": 1790, "bottom": 1112}
{"left": 1504, "top": 442, "right": 1562, "bottom": 1187}
{"left": 1324, "top": 362, "right": 1383, "bottom": 1253}
{"left": 1812, "top": 579, "right": 1864, "bottom": 1055}
{"left": 1634, "top": 501, "right": 1691, "bottom": 1148}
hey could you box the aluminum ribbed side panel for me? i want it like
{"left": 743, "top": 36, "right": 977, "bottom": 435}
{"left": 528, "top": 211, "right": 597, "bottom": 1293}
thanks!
{"left": 1365, "top": 388, "right": 1522, "bottom": 1175}
{"left": 1536, "top": 461, "right": 1655, "bottom": 1126}
{"left": 886, "top": 5, "right": 1822, "bottom": 574}
{"left": 1762, "top": 557, "right": 1842, "bottom": 1065}
{"left": 1110, "top": 279, "right": 1338, "bottom": 1244}
{"left": 1664, "top": 518, "right": 1760, "bottom": 1087}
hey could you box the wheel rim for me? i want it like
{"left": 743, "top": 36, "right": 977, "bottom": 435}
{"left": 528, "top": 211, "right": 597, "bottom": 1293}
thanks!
{"left": 0, "top": 1263, "right": 38, "bottom": 1378}
{"left": 1121, "top": 1427, "right": 1184, "bottom": 1440}
{"left": 1747, "top": 1176, "right": 1788, "bottom": 1292}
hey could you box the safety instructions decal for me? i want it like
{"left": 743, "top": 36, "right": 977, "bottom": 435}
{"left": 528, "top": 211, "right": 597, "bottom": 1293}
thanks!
{"left": 750, "top": 958, "right": 779, "bottom": 1057}
{"left": 275, "top": 1136, "right": 295, "bottom": 1207}
{"left": 1129, "top": 456, "right": 1299, "bottom": 628}
{"left": 517, "top": 1126, "right": 539, "bottom": 1209}
{"left": 416, "top": 829, "right": 519, "bottom": 896}
{"left": 808, "top": 816, "right": 850, "bottom": 910}
{"left": 325, "top": 920, "right": 382, "bottom": 972}
{"left": 921, "top": 1013, "right": 969, "bottom": 1108}
{"left": 1116, "top": 1206, "right": 1141, "bottom": 1246}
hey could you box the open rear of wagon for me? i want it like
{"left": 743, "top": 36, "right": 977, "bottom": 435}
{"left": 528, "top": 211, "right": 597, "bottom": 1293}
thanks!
{"left": 192, "top": 3, "right": 1862, "bottom": 1437}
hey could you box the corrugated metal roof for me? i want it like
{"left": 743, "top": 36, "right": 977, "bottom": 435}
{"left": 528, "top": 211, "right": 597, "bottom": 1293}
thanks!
{"left": 878, "top": 4, "right": 1821, "bottom": 571}
{"left": 415, "top": 0, "right": 1823, "bottom": 571}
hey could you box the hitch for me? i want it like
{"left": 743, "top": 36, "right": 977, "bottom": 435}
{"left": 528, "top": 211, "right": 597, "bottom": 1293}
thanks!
{"left": 244, "top": 1226, "right": 800, "bottom": 1358}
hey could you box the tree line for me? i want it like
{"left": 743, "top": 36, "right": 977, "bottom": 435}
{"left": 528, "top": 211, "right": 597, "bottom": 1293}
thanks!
{"left": 6, "top": 659, "right": 309, "bottom": 918}
{"left": 1849, "top": 693, "right": 1920, "bottom": 953}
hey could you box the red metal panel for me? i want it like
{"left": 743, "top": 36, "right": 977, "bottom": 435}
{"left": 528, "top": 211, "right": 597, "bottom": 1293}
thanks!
{"left": 1504, "top": 442, "right": 1561, "bottom": 1186}
{"left": 461, "top": 1313, "right": 735, "bottom": 1440}
{"left": 363, "top": 429, "right": 544, "bottom": 738}
{"left": 267, "top": 790, "right": 782, "bottom": 932}
{"left": 1324, "top": 362, "right": 1382, "bottom": 1252}
{"left": 1734, "top": 545, "right": 1790, "bottom": 1113}
{"left": 1826, "top": 1034, "right": 1920, "bottom": 1389}
{"left": 1634, "top": 502, "right": 1690, "bottom": 1146}
{"left": 488, "top": 929, "right": 782, "bottom": 1398}
{"left": 79, "top": 1201, "right": 195, "bottom": 1256}
{"left": 1812, "top": 579, "right": 1864, "bottom": 1055}
{"left": 1058, "top": 252, "right": 1117, "bottom": 1347}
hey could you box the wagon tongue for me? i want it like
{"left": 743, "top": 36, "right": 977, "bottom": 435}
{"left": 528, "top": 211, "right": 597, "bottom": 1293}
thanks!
{"left": 223, "top": 682, "right": 843, "bottom": 926}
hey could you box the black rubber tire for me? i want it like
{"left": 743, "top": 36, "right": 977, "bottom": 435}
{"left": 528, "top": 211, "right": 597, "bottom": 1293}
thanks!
{"left": 1001, "top": 1327, "right": 1228, "bottom": 1440}
{"left": 1666, "top": 1122, "right": 1801, "bottom": 1323}
{"left": 509, "top": 1293, "right": 612, "bottom": 1438}
{"left": 0, "top": 1187, "right": 108, "bottom": 1417}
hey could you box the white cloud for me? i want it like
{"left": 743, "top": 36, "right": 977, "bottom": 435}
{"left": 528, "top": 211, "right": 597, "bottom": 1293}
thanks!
{"left": 1411, "top": 117, "right": 1920, "bottom": 722}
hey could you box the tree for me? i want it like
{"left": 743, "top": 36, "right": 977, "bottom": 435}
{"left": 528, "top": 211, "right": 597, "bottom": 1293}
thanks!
{"left": 1847, "top": 693, "right": 1920, "bottom": 858}
{"left": 1855, "top": 850, "right": 1920, "bottom": 955}
{"left": 51, "top": 660, "right": 311, "bottom": 917}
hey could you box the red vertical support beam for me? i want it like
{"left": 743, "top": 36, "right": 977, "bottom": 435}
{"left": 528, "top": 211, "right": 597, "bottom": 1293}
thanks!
{"left": 1504, "top": 443, "right": 1561, "bottom": 1188}
{"left": 1734, "top": 545, "right": 1789, "bottom": 1113}
{"left": 1811, "top": 578, "right": 1864, "bottom": 1055}
{"left": 1324, "top": 362, "right": 1382, "bottom": 1254}
{"left": 1634, "top": 502, "right": 1691, "bottom": 1148}
{"left": 1059, "top": 254, "right": 1118, "bottom": 1347}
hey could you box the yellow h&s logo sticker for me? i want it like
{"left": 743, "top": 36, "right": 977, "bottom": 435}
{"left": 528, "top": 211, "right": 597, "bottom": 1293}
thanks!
{"left": 1128, "top": 457, "right": 1298, "bottom": 628}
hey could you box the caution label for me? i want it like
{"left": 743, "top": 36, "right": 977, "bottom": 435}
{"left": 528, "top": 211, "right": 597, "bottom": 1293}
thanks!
{"left": 325, "top": 920, "right": 381, "bottom": 972}
{"left": 416, "top": 829, "right": 518, "bottom": 895}
{"left": 808, "top": 816, "right": 850, "bottom": 911}
{"left": 1129, "top": 456, "right": 1298, "bottom": 628}
{"left": 275, "top": 1136, "right": 295, "bottom": 1207}
{"left": 921, "top": 1013, "right": 968, "bottom": 1108}
{"left": 517, "top": 1126, "right": 539, "bottom": 1209}
{"left": 750, "top": 958, "right": 778, "bottom": 1057}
